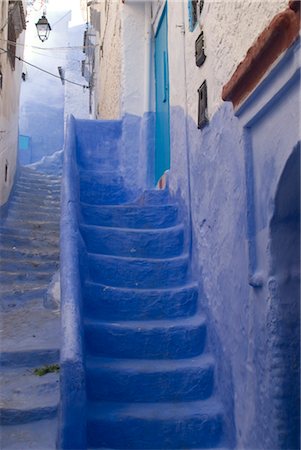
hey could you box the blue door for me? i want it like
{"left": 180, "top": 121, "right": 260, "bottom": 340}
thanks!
{"left": 154, "top": 5, "right": 170, "bottom": 185}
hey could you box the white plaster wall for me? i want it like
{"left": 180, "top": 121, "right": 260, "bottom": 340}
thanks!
{"left": 121, "top": 1, "right": 147, "bottom": 117}
{"left": 64, "top": 21, "right": 89, "bottom": 125}
{"left": 168, "top": 0, "right": 288, "bottom": 120}
{"left": 93, "top": 0, "right": 122, "bottom": 120}
{"left": 0, "top": 0, "right": 26, "bottom": 206}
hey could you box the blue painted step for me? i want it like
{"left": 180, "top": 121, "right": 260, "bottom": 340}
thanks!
{"left": 136, "top": 189, "right": 170, "bottom": 205}
{"left": 87, "top": 399, "right": 224, "bottom": 449}
{"left": 80, "top": 224, "right": 184, "bottom": 258}
{"left": 84, "top": 314, "right": 207, "bottom": 359}
{"left": 86, "top": 354, "right": 214, "bottom": 402}
{"left": 59, "top": 117, "right": 228, "bottom": 449}
{"left": 80, "top": 203, "right": 178, "bottom": 229}
{"left": 83, "top": 282, "right": 198, "bottom": 320}
{"left": 87, "top": 254, "right": 189, "bottom": 288}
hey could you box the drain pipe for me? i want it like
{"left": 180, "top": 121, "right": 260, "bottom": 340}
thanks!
{"left": 179, "top": 1, "right": 193, "bottom": 257}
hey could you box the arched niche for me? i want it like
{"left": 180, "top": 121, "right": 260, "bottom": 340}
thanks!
{"left": 268, "top": 142, "right": 300, "bottom": 449}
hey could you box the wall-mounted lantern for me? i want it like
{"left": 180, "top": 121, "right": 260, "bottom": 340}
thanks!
{"left": 35, "top": 14, "right": 51, "bottom": 42}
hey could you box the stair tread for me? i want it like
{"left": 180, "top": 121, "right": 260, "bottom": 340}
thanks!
{"left": 88, "top": 398, "right": 223, "bottom": 419}
{"left": 88, "top": 252, "right": 189, "bottom": 263}
{"left": 85, "top": 280, "right": 198, "bottom": 293}
{"left": 0, "top": 299, "right": 60, "bottom": 353}
{"left": 0, "top": 417, "right": 57, "bottom": 449}
{"left": 81, "top": 223, "right": 183, "bottom": 234}
{"left": 86, "top": 353, "right": 214, "bottom": 372}
{"left": 0, "top": 366, "right": 59, "bottom": 412}
{"left": 84, "top": 312, "right": 205, "bottom": 330}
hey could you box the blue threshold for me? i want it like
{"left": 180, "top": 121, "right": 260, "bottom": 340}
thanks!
{"left": 58, "top": 116, "right": 229, "bottom": 449}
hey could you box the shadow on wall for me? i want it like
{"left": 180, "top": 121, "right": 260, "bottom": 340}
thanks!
{"left": 268, "top": 142, "right": 300, "bottom": 449}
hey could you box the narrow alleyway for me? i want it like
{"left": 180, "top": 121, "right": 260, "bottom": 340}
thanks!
{"left": 0, "top": 166, "right": 61, "bottom": 449}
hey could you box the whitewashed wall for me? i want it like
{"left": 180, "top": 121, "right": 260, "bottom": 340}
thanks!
{"left": 168, "top": 0, "right": 288, "bottom": 120}
{"left": 91, "top": 0, "right": 122, "bottom": 120}
{"left": 0, "top": 0, "right": 26, "bottom": 206}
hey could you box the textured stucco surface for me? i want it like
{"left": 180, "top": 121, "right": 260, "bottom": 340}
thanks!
{"left": 93, "top": 1, "right": 122, "bottom": 120}
{"left": 0, "top": 1, "right": 26, "bottom": 206}
{"left": 168, "top": 38, "right": 300, "bottom": 449}
{"left": 169, "top": 0, "right": 288, "bottom": 119}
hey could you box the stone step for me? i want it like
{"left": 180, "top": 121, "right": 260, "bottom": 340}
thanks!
{"left": 15, "top": 182, "right": 61, "bottom": 193}
{"left": 0, "top": 248, "right": 59, "bottom": 262}
{"left": 84, "top": 313, "right": 206, "bottom": 359}
{"left": 87, "top": 254, "right": 190, "bottom": 289}
{"left": 0, "top": 226, "right": 59, "bottom": 240}
{"left": 14, "top": 185, "right": 60, "bottom": 196}
{"left": 0, "top": 234, "right": 59, "bottom": 251}
{"left": 0, "top": 258, "right": 59, "bottom": 273}
{"left": 19, "top": 168, "right": 61, "bottom": 182}
{"left": 80, "top": 224, "right": 184, "bottom": 258}
{"left": 0, "top": 366, "right": 59, "bottom": 425}
{"left": 2, "top": 219, "right": 59, "bottom": 233}
{"left": 80, "top": 203, "right": 178, "bottom": 229}
{"left": 0, "top": 283, "right": 49, "bottom": 305}
{"left": 0, "top": 271, "right": 53, "bottom": 285}
{"left": 0, "top": 299, "right": 60, "bottom": 356}
{"left": 80, "top": 184, "right": 129, "bottom": 205}
{"left": 7, "top": 209, "right": 60, "bottom": 222}
{"left": 7, "top": 203, "right": 60, "bottom": 218}
{"left": 83, "top": 282, "right": 198, "bottom": 321}
{"left": 87, "top": 399, "right": 224, "bottom": 449}
{"left": 86, "top": 354, "right": 214, "bottom": 403}
{"left": 0, "top": 349, "right": 59, "bottom": 368}
{"left": 135, "top": 189, "right": 170, "bottom": 206}
{"left": 0, "top": 417, "right": 57, "bottom": 449}
{"left": 12, "top": 193, "right": 61, "bottom": 207}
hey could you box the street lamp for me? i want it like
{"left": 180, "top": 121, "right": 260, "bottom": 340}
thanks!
{"left": 35, "top": 13, "right": 51, "bottom": 42}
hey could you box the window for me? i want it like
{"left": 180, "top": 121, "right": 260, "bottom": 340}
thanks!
{"left": 188, "top": 0, "right": 205, "bottom": 32}
{"left": 188, "top": 0, "right": 198, "bottom": 32}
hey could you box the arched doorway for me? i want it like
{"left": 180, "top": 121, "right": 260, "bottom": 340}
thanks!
{"left": 269, "top": 142, "right": 300, "bottom": 449}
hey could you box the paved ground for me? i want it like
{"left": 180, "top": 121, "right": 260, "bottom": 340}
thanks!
{"left": 0, "top": 166, "right": 61, "bottom": 450}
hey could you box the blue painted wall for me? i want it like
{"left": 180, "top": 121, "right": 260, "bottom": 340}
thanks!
{"left": 166, "top": 39, "right": 300, "bottom": 449}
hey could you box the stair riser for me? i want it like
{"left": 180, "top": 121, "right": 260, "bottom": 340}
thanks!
{"left": 86, "top": 365, "right": 214, "bottom": 402}
{"left": 0, "top": 287, "right": 48, "bottom": 305}
{"left": 0, "top": 273, "right": 52, "bottom": 284}
{"left": 7, "top": 211, "right": 60, "bottom": 222}
{"left": 85, "top": 321, "right": 206, "bottom": 359}
{"left": 87, "top": 414, "right": 223, "bottom": 449}
{"left": 138, "top": 190, "right": 170, "bottom": 205}
{"left": 84, "top": 284, "right": 198, "bottom": 320}
{"left": 0, "top": 407, "right": 57, "bottom": 426}
{"left": 88, "top": 256, "right": 189, "bottom": 289}
{"left": 0, "top": 227, "right": 59, "bottom": 239}
{"left": 0, "top": 236, "right": 59, "bottom": 250}
{"left": 80, "top": 187, "right": 128, "bottom": 206}
{"left": 81, "top": 226, "right": 184, "bottom": 258}
{"left": 79, "top": 159, "right": 120, "bottom": 172}
{"left": 3, "top": 221, "right": 59, "bottom": 232}
{"left": 81, "top": 205, "right": 178, "bottom": 229}
{"left": 11, "top": 197, "right": 60, "bottom": 208}
{"left": 8, "top": 204, "right": 60, "bottom": 216}
{"left": 18, "top": 174, "right": 61, "bottom": 184}
{"left": 0, "top": 260, "right": 59, "bottom": 273}
{"left": 0, "top": 249, "right": 59, "bottom": 261}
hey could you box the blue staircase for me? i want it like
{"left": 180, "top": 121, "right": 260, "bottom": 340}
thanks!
{"left": 59, "top": 117, "right": 229, "bottom": 449}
